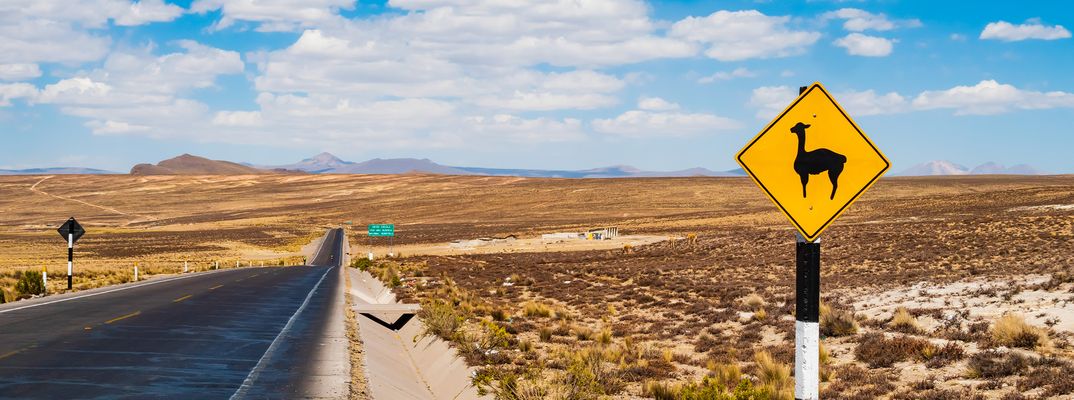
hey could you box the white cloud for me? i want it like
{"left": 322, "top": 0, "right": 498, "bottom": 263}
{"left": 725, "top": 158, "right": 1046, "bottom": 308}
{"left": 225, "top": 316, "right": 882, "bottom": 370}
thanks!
{"left": 0, "top": 64, "right": 42, "bottom": 81}
{"left": 114, "top": 0, "right": 184, "bottom": 26}
{"left": 29, "top": 42, "right": 244, "bottom": 138}
{"left": 0, "top": 83, "right": 38, "bottom": 106}
{"left": 749, "top": 85, "right": 908, "bottom": 117}
{"left": 912, "top": 80, "right": 1074, "bottom": 115}
{"left": 834, "top": 33, "right": 894, "bottom": 56}
{"left": 0, "top": 18, "right": 110, "bottom": 65}
{"left": 698, "top": 67, "right": 757, "bottom": 83}
{"left": 0, "top": 0, "right": 185, "bottom": 66}
{"left": 749, "top": 80, "right": 1074, "bottom": 119}
{"left": 212, "top": 111, "right": 262, "bottom": 127}
{"left": 637, "top": 96, "right": 679, "bottom": 111}
{"left": 669, "top": 10, "right": 820, "bottom": 61}
{"left": 593, "top": 110, "right": 739, "bottom": 137}
{"left": 980, "top": 20, "right": 1071, "bottom": 42}
{"left": 191, "top": 0, "right": 353, "bottom": 32}
{"left": 86, "top": 120, "right": 151, "bottom": 134}
{"left": 823, "top": 8, "right": 921, "bottom": 32}
{"left": 837, "top": 90, "right": 908, "bottom": 115}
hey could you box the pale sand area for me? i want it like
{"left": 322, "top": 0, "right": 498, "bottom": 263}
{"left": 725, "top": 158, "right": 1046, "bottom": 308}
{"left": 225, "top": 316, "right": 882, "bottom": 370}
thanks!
{"left": 359, "top": 234, "right": 671, "bottom": 258}
{"left": 847, "top": 274, "right": 1074, "bottom": 335}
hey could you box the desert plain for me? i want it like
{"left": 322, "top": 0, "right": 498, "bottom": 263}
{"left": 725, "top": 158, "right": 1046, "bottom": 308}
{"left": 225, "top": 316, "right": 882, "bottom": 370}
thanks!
{"left": 1, "top": 173, "right": 1073, "bottom": 399}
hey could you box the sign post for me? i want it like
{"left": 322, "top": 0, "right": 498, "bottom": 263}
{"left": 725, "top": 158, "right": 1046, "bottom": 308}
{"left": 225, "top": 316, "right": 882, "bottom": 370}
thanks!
{"left": 736, "top": 83, "right": 889, "bottom": 400}
{"left": 367, "top": 224, "right": 395, "bottom": 259}
{"left": 56, "top": 217, "right": 86, "bottom": 291}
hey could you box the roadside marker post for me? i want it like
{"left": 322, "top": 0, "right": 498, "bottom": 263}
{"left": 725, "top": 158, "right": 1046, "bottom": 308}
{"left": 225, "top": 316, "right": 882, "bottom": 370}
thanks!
{"left": 736, "top": 83, "right": 889, "bottom": 400}
{"left": 42, "top": 266, "right": 47, "bottom": 294}
{"left": 56, "top": 217, "right": 85, "bottom": 291}
{"left": 184, "top": 261, "right": 188, "bottom": 273}
{"left": 134, "top": 265, "right": 138, "bottom": 282}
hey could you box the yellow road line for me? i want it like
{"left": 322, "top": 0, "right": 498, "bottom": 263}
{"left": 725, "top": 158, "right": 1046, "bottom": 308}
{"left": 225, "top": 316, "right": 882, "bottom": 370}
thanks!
{"left": 0, "top": 350, "right": 21, "bottom": 360}
{"left": 0, "top": 345, "right": 37, "bottom": 360}
{"left": 105, "top": 311, "right": 141, "bottom": 324}
{"left": 209, "top": 284, "right": 223, "bottom": 290}
{"left": 173, "top": 294, "right": 193, "bottom": 303}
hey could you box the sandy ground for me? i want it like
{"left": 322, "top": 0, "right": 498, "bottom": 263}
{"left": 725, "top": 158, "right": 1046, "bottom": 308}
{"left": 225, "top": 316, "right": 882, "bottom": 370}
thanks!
{"left": 359, "top": 234, "right": 670, "bottom": 258}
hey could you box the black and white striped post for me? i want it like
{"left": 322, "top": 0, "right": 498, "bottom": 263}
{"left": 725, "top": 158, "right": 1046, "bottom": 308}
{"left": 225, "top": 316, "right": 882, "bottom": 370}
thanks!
{"left": 57, "top": 217, "right": 85, "bottom": 291}
{"left": 795, "top": 233, "right": 820, "bottom": 400}
{"left": 66, "top": 233, "right": 73, "bottom": 290}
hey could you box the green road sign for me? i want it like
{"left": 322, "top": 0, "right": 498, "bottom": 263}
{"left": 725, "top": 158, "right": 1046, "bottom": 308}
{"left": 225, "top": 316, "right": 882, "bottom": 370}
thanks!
{"left": 368, "top": 224, "right": 394, "bottom": 237}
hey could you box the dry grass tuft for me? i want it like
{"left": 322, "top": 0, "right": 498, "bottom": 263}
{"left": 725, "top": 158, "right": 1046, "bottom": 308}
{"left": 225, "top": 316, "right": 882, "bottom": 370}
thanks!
{"left": 754, "top": 350, "right": 791, "bottom": 390}
{"left": 820, "top": 304, "right": 859, "bottom": 337}
{"left": 992, "top": 314, "right": 1051, "bottom": 350}
{"left": 742, "top": 293, "right": 765, "bottom": 309}
{"left": 752, "top": 308, "right": 768, "bottom": 321}
{"left": 523, "top": 301, "right": 555, "bottom": 318}
{"left": 889, "top": 307, "right": 922, "bottom": 334}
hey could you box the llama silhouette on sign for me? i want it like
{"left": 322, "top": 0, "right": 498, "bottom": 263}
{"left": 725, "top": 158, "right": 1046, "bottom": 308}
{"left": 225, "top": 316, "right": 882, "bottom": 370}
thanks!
{"left": 791, "top": 122, "right": 846, "bottom": 200}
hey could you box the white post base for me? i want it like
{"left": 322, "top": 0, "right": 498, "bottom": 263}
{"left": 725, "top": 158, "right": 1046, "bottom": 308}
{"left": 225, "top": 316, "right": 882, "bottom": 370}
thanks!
{"left": 367, "top": 252, "right": 374, "bottom": 261}
{"left": 795, "top": 320, "right": 819, "bottom": 400}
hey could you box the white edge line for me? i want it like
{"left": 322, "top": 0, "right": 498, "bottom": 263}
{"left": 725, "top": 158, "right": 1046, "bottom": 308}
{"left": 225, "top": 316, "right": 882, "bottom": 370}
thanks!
{"left": 230, "top": 235, "right": 337, "bottom": 400}
{"left": 0, "top": 268, "right": 234, "bottom": 315}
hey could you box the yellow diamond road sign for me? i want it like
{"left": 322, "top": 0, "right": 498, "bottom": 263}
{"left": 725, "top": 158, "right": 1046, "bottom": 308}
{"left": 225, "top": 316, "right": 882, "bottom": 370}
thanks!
{"left": 736, "top": 82, "right": 890, "bottom": 242}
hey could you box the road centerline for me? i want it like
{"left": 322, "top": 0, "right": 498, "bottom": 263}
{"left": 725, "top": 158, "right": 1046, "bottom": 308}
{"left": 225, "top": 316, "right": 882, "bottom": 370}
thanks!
{"left": 105, "top": 311, "right": 141, "bottom": 324}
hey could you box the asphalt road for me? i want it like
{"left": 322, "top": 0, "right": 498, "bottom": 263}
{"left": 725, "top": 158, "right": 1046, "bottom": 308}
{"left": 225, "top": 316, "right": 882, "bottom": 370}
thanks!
{"left": 0, "top": 228, "right": 347, "bottom": 399}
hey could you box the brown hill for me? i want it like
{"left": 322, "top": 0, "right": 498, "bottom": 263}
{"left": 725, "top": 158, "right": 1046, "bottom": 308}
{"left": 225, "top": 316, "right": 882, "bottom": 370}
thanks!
{"left": 130, "top": 154, "right": 269, "bottom": 175}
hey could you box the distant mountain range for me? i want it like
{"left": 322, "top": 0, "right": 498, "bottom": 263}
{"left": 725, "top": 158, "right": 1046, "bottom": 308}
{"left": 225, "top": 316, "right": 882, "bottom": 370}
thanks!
{"left": 895, "top": 160, "right": 1046, "bottom": 176}
{"left": 258, "top": 152, "right": 742, "bottom": 178}
{"left": 0, "top": 167, "right": 117, "bottom": 175}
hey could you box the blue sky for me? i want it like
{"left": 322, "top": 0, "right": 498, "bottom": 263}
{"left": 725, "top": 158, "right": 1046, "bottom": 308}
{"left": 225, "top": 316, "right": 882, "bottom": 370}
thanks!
{"left": 1, "top": 0, "right": 1072, "bottom": 173}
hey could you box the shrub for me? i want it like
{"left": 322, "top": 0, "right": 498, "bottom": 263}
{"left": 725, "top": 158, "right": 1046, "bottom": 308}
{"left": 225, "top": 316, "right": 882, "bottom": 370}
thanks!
{"left": 889, "top": 307, "right": 922, "bottom": 334}
{"left": 597, "top": 328, "right": 613, "bottom": 345}
{"left": 707, "top": 362, "right": 741, "bottom": 388}
{"left": 575, "top": 326, "right": 594, "bottom": 341}
{"left": 539, "top": 327, "right": 553, "bottom": 342}
{"left": 820, "top": 306, "right": 859, "bottom": 337}
{"left": 350, "top": 258, "right": 373, "bottom": 271}
{"left": 854, "top": 332, "right": 935, "bottom": 368}
{"left": 925, "top": 342, "right": 966, "bottom": 369}
{"left": 992, "top": 314, "right": 1050, "bottom": 350}
{"left": 421, "top": 300, "right": 465, "bottom": 341}
{"left": 565, "top": 347, "right": 621, "bottom": 398}
{"left": 522, "top": 302, "right": 554, "bottom": 318}
{"left": 643, "top": 377, "right": 785, "bottom": 400}
{"left": 752, "top": 308, "right": 768, "bottom": 321}
{"left": 754, "top": 350, "right": 790, "bottom": 388}
{"left": 480, "top": 320, "right": 513, "bottom": 351}
{"left": 742, "top": 293, "right": 765, "bottom": 309}
{"left": 642, "top": 380, "right": 677, "bottom": 400}
{"left": 15, "top": 270, "right": 45, "bottom": 298}
{"left": 491, "top": 308, "right": 508, "bottom": 321}
{"left": 967, "top": 350, "right": 1030, "bottom": 379}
